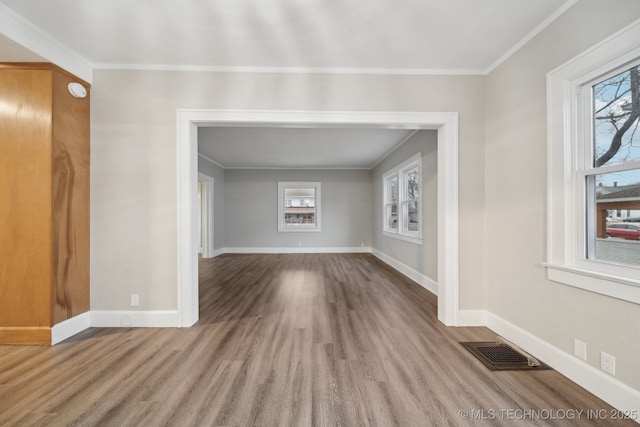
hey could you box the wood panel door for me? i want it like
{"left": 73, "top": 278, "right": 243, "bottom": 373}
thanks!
{"left": 0, "top": 68, "right": 53, "bottom": 337}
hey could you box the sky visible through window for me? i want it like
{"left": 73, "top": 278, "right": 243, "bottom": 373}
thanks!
{"left": 591, "top": 64, "right": 640, "bottom": 267}
{"left": 593, "top": 64, "right": 640, "bottom": 186}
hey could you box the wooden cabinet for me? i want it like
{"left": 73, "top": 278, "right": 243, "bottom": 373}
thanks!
{"left": 0, "top": 63, "right": 90, "bottom": 345}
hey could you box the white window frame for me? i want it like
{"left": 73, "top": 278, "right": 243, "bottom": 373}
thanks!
{"left": 383, "top": 174, "right": 399, "bottom": 233}
{"left": 382, "top": 153, "right": 422, "bottom": 245}
{"left": 546, "top": 19, "right": 640, "bottom": 304}
{"left": 278, "top": 181, "right": 321, "bottom": 232}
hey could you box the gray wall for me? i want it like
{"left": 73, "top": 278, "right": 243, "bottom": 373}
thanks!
{"left": 372, "top": 131, "right": 438, "bottom": 281}
{"left": 224, "top": 169, "right": 371, "bottom": 248}
{"left": 91, "top": 71, "right": 486, "bottom": 312}
{"left": 484, "top": 0, "right": 640, "bottom": 391}
{"left": 197, "top": 155, "right": 226, "bottom": 251}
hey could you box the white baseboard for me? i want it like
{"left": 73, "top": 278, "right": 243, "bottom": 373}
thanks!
{"left": 486, "top": 312, "right": 640, "bottom": 416}
{"left": 51, "top": 311, "right": 91, "bottom": 345}
{"left": 456, "top": 309, "right": 488, "bottom": 326}
{"left": 212, "top": 248, "right": 226, "bottom": 257}
{"left": 371, "top": 248, "right": 438, "bottom": 295}
{"left": 223, "top": 246, "right": 372, "bottom": 254}
{"left": 200, "top": 248, "right": 225, "bottom": 259}
{"left": 90, "top": 310, "right": 180, "bottom": 328}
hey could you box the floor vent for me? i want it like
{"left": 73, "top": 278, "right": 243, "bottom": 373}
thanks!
{"left": 460, "top": 338, "right": 551, "bottom": 371}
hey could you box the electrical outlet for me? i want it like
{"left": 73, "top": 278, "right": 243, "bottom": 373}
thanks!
{"left": 298, "top": 241, "right": 302, "bottom": 247}
{"left": 131, "top": 294, "right": 140, "bottom": 307}
{"left": 600, "top": 351, "right": 616, "bottom": 376}
{"left": 574, "top": 338, "right": 587, "bottom": 361}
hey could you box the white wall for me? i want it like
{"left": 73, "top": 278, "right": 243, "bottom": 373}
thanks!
{"left": 91, "top": 71, "right": 486, "bottom": 311}
{"left": 371, "top": 130, "right": 438, "bottom": 281}
{"left": 197, "top": 155, "right": 226, "bottom": 251}
{"left": 223, "top": 169, "right": 370, "bottom": 249}
{"left": 485, "top": 0, "right": 640, "bottom": 391}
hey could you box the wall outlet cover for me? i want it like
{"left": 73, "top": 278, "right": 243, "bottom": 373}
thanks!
{"left": 573, "top": 338, "right": 587, "bottom": 361}
{"left": 600, "top": 351, "right": 616, "bottom": 376}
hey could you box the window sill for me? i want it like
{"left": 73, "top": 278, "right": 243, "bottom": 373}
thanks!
{"left": 278, "top": 227, "right": 321, "bottom": 233}
{"left": 544, "top": 263, "right": 640, "bottom": 305}
{"left": 383, "top": 231, "right": 423, "bottom": 245}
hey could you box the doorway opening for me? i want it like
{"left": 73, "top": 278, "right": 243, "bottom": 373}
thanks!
{"left": 177, "top": 110, "right": 459, "bottom": 327}
{"left": 197, "top": 173, "right": 214, "bottom": 258}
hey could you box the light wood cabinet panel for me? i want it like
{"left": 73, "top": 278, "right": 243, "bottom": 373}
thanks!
{"left": 51, "top": 68, "right": 91, "bottom": 324}
{"left": 0, "top": 63, "right": 90, "bottom": 344}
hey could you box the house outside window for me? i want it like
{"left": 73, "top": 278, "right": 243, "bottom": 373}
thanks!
{"left": 546, "top": 21, "right": 640, "bottom": 304}
{"left": 588, "top": 64, "right": 640, "bottom": 267}
{"left": 383, "top": 153, "right": 422, "bottom": 245}
{"left": 278, "top": 182, "right": 321, "bottom": 232}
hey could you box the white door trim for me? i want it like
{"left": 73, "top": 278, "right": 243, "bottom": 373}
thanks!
{"left": 176, "top": 109, "right": 459, "bottom": 327}
{"left": 198, "top": 173, "right": 214, "bottom": 258}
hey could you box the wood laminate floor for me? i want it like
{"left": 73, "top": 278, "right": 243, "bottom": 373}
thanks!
{"left": 0, "top": 253, "right": 634, "bottom": 426}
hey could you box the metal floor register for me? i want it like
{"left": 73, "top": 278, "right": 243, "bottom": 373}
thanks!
{"left": 460, "top": 338, "right": 551, "bottom": 371}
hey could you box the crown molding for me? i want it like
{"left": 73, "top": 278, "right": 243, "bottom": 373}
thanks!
{"left": 0, "top": 3, "right": 93, "bottom": 82}
{"left": 484, "top": 0, "right": 578, "bottom": 74}
{"left": 93, "top": 62, "right": 486, "bottom": 76}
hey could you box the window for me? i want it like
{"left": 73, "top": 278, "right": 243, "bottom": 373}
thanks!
{"left": 586, "top": 64, "right": 640, "bottom": 267}
{"left": 383, "top": 153, "right": 422, "bottom": 244}
{"left": 547, "top": 20, "right": 640, "bottom": 304}
{"left": 384, "top": 175, "right": 398, "bottom": 231}
{"left": 278, "top": 182, "right": 321, "bottom": 232}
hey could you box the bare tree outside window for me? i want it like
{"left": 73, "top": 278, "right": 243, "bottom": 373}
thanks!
{"left": 404, "top": 167, "right": 419, "bottom": 232}
{"left": 591, "top": 64, "right": 640, "bottom": 267}
{"left": 594, "top": 65, "right": 640, "bottom": 167}
{"left": 545, "top": 24, "right": 640, "bottom": 302}
{"left": 406, "top": 168, "right": 419, "bottom": 198}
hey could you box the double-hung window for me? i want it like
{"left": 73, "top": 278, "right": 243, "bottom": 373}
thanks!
{"left": 547, "top": 21, "right": 640, "bottom": 304}
{"left": 383, "top": 153, "right": 422, "bottom": 244}
{"left": 278, "top": 182, "right": 321, "bottom": 232}
{"left": 586, "top": 63, "right": 640, "bottom": 267}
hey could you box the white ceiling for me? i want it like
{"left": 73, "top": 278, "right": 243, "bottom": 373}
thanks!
{"left": 198, "top": 127, "right": 418, "bottom": 169}
{"left": 0, "top": 0, "right": 572, "bottom": 73}
{"left": 0, "top": 0, "right": 574, "bottom": 168}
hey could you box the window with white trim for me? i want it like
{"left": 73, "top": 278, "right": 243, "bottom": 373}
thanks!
{"left": 547, "top": 21, "right": 640, "bottom": 304}
{"left": 278, "top": 182, "right": 321, "bottom": 232}
{"left": 586, "top": 63, "right": 640, "bottom": 266}
{"left": 383, "top": 153, "right": 422, "bottom": 244}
